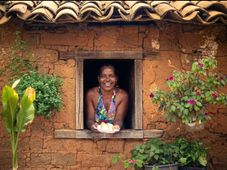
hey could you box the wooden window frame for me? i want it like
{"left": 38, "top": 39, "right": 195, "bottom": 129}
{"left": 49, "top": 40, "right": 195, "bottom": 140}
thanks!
{"left": 75, "top": 59, "right": 142, "bottom": 130}
{"left": 55, "top": 50, "right": 163, "bottom": 139}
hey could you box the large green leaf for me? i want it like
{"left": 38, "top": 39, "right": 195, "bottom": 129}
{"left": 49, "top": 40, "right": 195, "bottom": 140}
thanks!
{"left": 198, "top": 155, "right": 207, "bottom": 166}
{"left": 16, "top": 87, "right": 36, "bottom": 133}
{"left": 1, "top": 86, "right": 19, "bottom": 133}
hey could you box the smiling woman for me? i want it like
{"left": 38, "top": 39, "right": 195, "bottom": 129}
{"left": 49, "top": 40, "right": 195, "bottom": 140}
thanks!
{"left": 85, "top": 64, "right": 129, "bottom": 133}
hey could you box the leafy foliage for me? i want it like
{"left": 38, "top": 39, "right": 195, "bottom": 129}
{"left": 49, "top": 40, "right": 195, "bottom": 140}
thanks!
{"left": 15, "top": 71, "right": 63, "bottom": 118}
{"left": 130, "top": 139, "right": 178, "bottom": 168}
{"left": 172, "top": 138, "right": 207, "bottom": 167}
{"left": 112, "top": 154, "right": 141, "bottom": 170}
{"left": 0, "top": 31, "right": 36, "bottom": 82}
{"left": 112, "top": 138, "right": 207, "bottom": 169}
{"left": 0, "top": 31, "right": 63, "bottom": 119}
{"left": 112, "top": 139, "right": 178, "bottom": 170}
{"left": 150, "top": 56, "right": 227, "bottom": 125}
{"left": 1, "top": 80, "right": 36, "bottom": 170}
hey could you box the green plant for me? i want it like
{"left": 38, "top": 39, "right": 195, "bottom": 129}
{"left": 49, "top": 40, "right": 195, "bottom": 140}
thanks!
{"left": 112, "top": 139, "right": 178, "bottom": 170}
{"left": 15, "top": 71, "right": 63, "bottom": 118}
{"left": 172, "top": 138, "right": 207, "bottom": 167}
{"left": 1, "top": 79, "right": 36, "bottom": 170}
{"left": 112, "top": 154, "right": 141, "bottom": 170}
{"left": 0, "top": 31, "right": 36, "bottom": 82}
{"left": 150, "top": 56, "right": 227, "bottom": 125}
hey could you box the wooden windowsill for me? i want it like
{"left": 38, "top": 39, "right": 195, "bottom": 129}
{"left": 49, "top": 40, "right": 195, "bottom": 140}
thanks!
{"left": 54, "top": 129, "right": 164, "bottom": 139}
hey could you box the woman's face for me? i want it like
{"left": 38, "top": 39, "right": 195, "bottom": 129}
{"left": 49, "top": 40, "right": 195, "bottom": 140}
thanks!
{"left": 98, "top": 67, "right": 117, "bottom": 92}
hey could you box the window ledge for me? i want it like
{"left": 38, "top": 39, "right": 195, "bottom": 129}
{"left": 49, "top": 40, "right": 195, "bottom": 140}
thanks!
{"left": 54, "top": 129, "right": 164, "bottom": 139}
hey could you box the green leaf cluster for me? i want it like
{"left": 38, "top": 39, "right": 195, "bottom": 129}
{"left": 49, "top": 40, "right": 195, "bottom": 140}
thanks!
{"left": 112, "top": 138, "right": 207, "bottom": 170}
{"left": 112, "top": 154, "right": 143, "bottom": 170}
{"left": 15, "top": 71, "right": 63, "bottom": 118}
{"left": 130, "top": 139, "right": 178, "bottom": 169}
{"left": 172, "top": 138, "right": 207, "bottom": 167}
{"left": 151, "top": 56, "right": 227, "bottom": 125}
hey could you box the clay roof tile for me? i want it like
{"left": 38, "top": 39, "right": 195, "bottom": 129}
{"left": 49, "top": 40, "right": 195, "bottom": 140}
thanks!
{"left": 0, "top": 0, "right": 226, "bottom": 25}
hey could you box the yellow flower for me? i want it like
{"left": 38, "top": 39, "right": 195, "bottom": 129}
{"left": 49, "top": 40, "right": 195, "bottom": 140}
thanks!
{"left": 25, "top": 87, "right": 36, "bottom": 102}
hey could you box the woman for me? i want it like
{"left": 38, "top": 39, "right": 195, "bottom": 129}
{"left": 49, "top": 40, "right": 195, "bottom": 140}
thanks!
{"left": 85, "top": 64, "right": 129, "bottom": 132}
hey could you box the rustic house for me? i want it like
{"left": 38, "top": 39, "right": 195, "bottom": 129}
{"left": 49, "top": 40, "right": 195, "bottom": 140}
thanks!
{"left": 0, "top": 1, "right": 227, "bottom": 169}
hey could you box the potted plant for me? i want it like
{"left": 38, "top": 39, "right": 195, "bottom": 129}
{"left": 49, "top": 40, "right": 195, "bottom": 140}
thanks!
{"left": 150, "top": 56, "right": 227, "bottom": 129}
{"left": 172, "top": 138, "right": 207, "bottom": 170}
{"left": 112, "top": 138, "right": 178, "bottom": 170}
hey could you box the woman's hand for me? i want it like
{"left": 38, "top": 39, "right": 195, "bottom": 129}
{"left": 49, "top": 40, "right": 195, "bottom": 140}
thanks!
{"left": 91, "top": 122, "right": 99, "bottom": 132}
{"left": 113, "top": 124, "right": 120, "bottom": 133}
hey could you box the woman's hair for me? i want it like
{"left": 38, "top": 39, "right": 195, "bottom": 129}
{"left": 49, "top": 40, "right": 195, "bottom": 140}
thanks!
{"left": 98, "top": 64, "right": 118, "bottom": 76}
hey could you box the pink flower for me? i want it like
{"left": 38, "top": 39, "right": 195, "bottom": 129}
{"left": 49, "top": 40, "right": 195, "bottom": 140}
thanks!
{"left": 211, "top": 92, "right": 218, "bottom": 98}
{"left": 187, "top": 99, "right": 196, "bottom": 105}
{"left": 128, "top": 159, "right": 136, "bottom": 164}
{"left": 150, "top": 92, "right": 154, "bottom": 98}
{"left": 198, "top": 62, "right": 204, "bottom": 68}
{"left": 167, "top": 75, "right": 174, "bottom": 81}
{"left": 128, "top": 160, "right": 133, "bottom": 164}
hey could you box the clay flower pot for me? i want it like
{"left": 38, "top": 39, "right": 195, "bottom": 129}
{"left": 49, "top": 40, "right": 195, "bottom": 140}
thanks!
{"left": 185, "top": 122, "right": 204, "bottom": 132}
{"left": 179, "top": 166, "right": 207, "bottom": 170}
{"left": 144, "top": 163, "right": 178, "bottom": 170}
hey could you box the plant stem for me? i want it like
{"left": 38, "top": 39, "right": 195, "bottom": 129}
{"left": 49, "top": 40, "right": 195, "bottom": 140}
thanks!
{"left": 11, "top": 131, "right": 19, "bottom": 170}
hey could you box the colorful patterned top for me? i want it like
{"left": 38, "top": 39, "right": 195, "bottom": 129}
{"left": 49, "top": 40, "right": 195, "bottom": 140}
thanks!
{"left": 95, "top": 87, "right": 116, "bottom": 124}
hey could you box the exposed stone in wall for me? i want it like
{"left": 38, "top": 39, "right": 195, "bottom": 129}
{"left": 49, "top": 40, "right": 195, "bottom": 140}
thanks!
{"left": 0, "top": 22, "right": 226, "bottom": 170}
{"left": 140, "top": 25, "right": 160, "bottom": 53}
{"left": 200, "top": 35, "right": 219, "bottom": 57}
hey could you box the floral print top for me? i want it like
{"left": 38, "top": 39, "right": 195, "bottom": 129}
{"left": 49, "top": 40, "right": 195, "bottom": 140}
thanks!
{"left": 95, "top": 87, "right": 116, "bottom": 124}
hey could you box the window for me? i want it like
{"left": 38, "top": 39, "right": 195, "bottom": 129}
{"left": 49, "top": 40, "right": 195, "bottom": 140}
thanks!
{"left": 55, "top": 50, "right": 163, "bottom": 139}
{"left": 84, "top": 59, "right": 138, "bottom": 129}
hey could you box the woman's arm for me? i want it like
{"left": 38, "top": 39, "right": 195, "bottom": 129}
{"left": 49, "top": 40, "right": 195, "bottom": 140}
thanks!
{"left": 114, "top": 90, "right": 129, "bottom": 128}
{"left": 85, "top": 90, "right": 98, "bottom": 131}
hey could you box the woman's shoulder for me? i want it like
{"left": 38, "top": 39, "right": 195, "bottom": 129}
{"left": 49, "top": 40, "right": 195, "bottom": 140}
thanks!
{"left": 86, "top": 87, "right": 99, "bottom": 97}
{"left": 116, "top": 88, "right": 128, "bottom": 99}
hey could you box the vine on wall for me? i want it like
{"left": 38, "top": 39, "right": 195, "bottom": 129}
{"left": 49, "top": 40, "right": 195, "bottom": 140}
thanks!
{"left": 0, "top": 31, "right": 36, "bottom": 82}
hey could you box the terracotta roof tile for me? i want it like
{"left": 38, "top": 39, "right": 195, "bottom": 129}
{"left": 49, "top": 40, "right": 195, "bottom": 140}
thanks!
{"left": 0, "top": 1, "right": 226, "bottom": 24}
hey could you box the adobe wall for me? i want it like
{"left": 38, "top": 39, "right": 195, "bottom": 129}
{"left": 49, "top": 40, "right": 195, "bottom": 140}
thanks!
{"left": 0, "top": 21, "right": 226, "bottom": 170}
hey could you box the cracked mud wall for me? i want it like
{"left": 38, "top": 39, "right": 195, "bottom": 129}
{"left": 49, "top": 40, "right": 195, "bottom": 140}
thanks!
{"left": 0, "top": 21, "right": 227, "bottom": 170}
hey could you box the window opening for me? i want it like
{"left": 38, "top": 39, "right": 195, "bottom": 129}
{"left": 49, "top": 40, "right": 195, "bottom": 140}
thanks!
{"left": 83, "top": 59, "right": 134, "bottom": 129}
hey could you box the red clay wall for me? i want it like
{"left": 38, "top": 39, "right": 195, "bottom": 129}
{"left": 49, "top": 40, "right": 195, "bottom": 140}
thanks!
{"left": 0, "top": 21, "right": 227, "bottom": 170}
